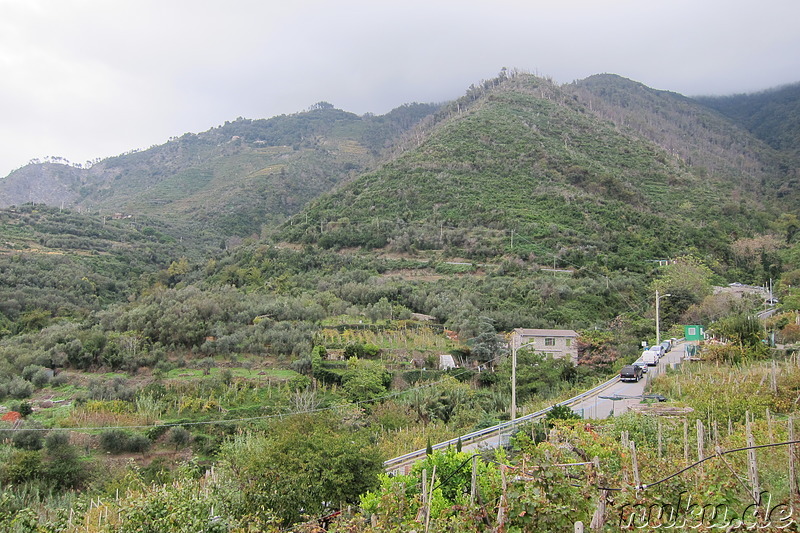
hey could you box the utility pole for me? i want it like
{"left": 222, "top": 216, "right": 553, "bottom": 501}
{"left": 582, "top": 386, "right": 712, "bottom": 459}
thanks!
{"left": 510, "top": 336, "right": 538, "bottom": 421}
{"left": 511, "top": 342, "right": 516, "bottom": 421}
{"left": 655, "top": 290, "right": 671, "bottom": 346}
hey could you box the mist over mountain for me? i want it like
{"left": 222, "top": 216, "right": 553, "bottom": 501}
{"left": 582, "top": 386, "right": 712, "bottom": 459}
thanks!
{"left": 279, "top": 72, "right": 796, "bottom": 272}
{"left": 695, "top": 82, "right": 800, "bottom": 162}
{"left": 0, "top": 102, "right": 439, "bottom": 239}
{"left": 1, "top": 70, "right": 797, "bottom": 256}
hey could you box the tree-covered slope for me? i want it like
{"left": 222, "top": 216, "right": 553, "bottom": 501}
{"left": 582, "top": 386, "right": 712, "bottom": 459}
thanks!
{"left": 694, "top": 82, "right": 800, "bottom": 159}
{"left": 570, "top": 74, "right": 798, "bottom": 204}
{"left": 281, "top": 73, "right": 779, "bottom": 270}
{"left": 0, "top": 103, "right": 438, "bottom": 239}
{"left": 0, "top": 204, "right": 187, "bottom": 333}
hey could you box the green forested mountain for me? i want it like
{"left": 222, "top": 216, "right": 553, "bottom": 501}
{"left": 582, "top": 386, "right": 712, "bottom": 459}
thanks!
{"left": 695, "top": 82, "right": 800, "bottom": 160}
{"left": 280, "top": 72, "right": 789, "bottom": 274}
{"left": 0, "top": 103, "right": 439, "bottom": 239}
{"left": 1, "top": 71, "right": 799, "bottom": 531}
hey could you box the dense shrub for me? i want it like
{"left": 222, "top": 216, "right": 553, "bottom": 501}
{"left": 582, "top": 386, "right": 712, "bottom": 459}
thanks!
{"left": 12, "top": 430, "right": 44, "bottom": 451}
{"left": 99, "top": 430, "right": 151, "bottom": 454}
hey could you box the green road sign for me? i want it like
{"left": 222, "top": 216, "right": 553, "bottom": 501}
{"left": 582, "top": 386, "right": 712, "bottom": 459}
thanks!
{"left": 684, "top": 325, "right": 705, "bottom": 341}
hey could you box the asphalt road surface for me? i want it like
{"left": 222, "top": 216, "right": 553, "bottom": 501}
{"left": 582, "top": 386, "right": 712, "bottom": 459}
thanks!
{"left": 387, "top": 341, "right": 693, "bottom": 472}
{"left": 571, "top": 341, "right": 688, "bottom": 419}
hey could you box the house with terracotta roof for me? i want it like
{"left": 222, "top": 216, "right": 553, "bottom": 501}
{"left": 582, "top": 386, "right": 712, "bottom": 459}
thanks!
{"left": 511, "top": 328, "right": 579, "bottom": 364}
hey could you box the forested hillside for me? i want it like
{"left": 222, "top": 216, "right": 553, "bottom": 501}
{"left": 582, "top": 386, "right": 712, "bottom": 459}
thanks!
{"left": 0, "top": 204, "right": 185, "bottom": 335}
{"left": 570, "top": 75, "right": 789, "bottom": 194}
{"left": 280, "top": 72, "right": 787, "bottom": 280}
{"left": 0, "top": 103, "right": 439, "bottom": 239}
{"left": 0, "top": 70, "right": 798, "bottom": 531}
{"left": 695, "top": 82, "right": 800, "bottom": 161}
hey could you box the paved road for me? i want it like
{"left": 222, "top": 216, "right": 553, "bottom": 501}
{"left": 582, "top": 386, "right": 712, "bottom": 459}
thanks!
{"left": 386, "top": 341, "right": 693, "bottom": 472}
{"left": 452, "top": 344, "right": 691, "bottom": 453}
{"left": 572, "top": 341, "right": 688, "bottom": 419}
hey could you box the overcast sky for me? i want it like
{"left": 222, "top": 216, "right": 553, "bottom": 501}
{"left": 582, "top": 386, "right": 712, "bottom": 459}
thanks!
{"left": 1, "top": 0, "right": 799, "bottom": 178}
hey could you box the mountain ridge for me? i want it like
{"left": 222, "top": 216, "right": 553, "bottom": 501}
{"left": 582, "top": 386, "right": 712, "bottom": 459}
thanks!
{"left": 1, "top": 71, "right": 797, "bottom": 253}
{"left": 278, "top": 72, "right": 791, "bottom": 276}
{"left": 0, "top": 103, "right": 439, "bottom": 239}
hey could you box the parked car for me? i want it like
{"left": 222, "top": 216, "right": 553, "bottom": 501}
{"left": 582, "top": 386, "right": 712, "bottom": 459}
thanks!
{"left": 620, "top": 365, "right": 644, "bottom": 382}
{"left": 642, "top": 351, "right": 659, "bottom": 366}
{"left": 660, "top": 340, "right": 671, "bottom": 353}
{"left": 632, "top": 360, "right": 649, "bottom": 374}
{"left": 649, "top": 345, "right": 665, "bottom": 357}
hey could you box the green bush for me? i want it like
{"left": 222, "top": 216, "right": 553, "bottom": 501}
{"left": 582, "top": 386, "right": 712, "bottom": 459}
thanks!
{"left": 100, "top": 430, "right": 130, "bottom": 454}
{"left": 168, "top": 427, "right": 191, "bottom": 450}
{"left": 6, "top": 376, "right": 33, "bottom": 399}
{"left": 99, "top": 430, "right": 151, "bottom": 454}
{"left": 0, "top": 450, "right": 42, "bottom": 484}
{"left": 12, "top": 429, "right": 44, "bottom": 451}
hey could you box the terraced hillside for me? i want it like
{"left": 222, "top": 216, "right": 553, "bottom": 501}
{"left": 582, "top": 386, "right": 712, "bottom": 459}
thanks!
{"left": 281, "top": 73, "right": 784, "bottom": 271}
{"left": 0, "top": 104, "right": 439, "bottom": 239}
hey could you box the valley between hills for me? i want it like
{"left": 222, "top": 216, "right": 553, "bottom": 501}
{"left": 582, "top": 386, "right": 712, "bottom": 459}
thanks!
{"left": 0, "top": 70, "right": 799, "bottom": 531}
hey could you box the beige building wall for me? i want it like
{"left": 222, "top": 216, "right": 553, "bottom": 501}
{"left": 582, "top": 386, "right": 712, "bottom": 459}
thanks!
{"left": 511, "top": 328, "right": 579, "bottom": 364}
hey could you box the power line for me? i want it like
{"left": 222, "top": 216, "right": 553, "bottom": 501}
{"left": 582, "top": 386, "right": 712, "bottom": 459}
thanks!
{"left": 423, "top": 439, "right": 800, "bottom": 494}
{"left": 5, "top": 351, "right": 510, "bottom": 433}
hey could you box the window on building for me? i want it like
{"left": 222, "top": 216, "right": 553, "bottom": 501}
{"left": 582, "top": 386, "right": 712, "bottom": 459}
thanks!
{"left": 565, "top": 338, "right": 572, "bottom": 347}
{"left": 545, "top": 337, "right": 555, "bottom": 346}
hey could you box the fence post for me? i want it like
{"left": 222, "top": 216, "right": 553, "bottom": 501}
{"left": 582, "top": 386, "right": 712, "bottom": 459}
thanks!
{"left": 746, "top": 412, "right": 761, "bottom": 506}
{"left": 630, "top": 441, "right": 641, "bottom": 491}
{"left": 590, "top": 456, "right": 607, "bottom": 531}
{"left": 790, "top": 416, "right": 798, "bottom": 497}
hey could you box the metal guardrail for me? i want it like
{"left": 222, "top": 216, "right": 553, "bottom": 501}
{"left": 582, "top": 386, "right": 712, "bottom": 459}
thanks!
{"left": 383, "top": 375, "right": 619, "bottom": 470}
{"left": 385, "top": 340, "right": 688, "bottom": 471}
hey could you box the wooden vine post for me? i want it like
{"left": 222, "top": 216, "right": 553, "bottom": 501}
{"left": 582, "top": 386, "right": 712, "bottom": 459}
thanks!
{"left": 696, "top": 419, "right": 705, "bottom": 463}
{"left": 746, "top": 412, "right": 761, "bottom": 506}
{"left": 683, "top": 418, "right": 689, "bottom": 465}
{"left": 766, "top": 408, "right": 774, "bottom": 444}
{"left": 630, "top": 441, "right": 641, "bottom": 491}
{"left": 621, "top": 431, "right": 630, "bottom": 483}
{"left": 496, "top": 465, "right": 508, "bottom": 531}
{"left": 790, "top": 416, "right": 798, "bottom": 497}
{"left": 470, "top": 455, "right": 478, "bottom": 506}
{"left": 589, "top": 456, "right": 607, "bottom": 531}
{"left": 424, "top": 466, "right": 436, "bottom": 533}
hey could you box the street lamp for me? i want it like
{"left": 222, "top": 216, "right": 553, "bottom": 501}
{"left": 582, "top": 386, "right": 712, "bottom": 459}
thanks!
{"left": 510, "top": 335, "right": 538, "bottom": 421}
{"left": 655, "top": 290, "right": 671, "bottom": 346}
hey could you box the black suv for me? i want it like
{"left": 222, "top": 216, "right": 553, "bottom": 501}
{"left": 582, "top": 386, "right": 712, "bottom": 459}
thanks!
{"left": 620, "top": 364, "right": 644, "bottom": 382}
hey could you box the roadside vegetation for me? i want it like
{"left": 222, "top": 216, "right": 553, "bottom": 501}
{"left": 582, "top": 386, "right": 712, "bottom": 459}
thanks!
{"left": 0, "top": 208, "right": 796, "bottom": 530}
{"left": 0, "top": 71, "right": 798, "bottom": 530}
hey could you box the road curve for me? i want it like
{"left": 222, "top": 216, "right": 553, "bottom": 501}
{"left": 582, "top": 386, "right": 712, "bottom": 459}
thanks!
{"left": 385, "top": 340, "right": 689, "bottom": 473}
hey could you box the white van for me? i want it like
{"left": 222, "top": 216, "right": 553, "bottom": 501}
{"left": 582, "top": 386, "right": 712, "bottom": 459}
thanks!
{"left": 642, "top": 350, "right": 659, "bottom": 366}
